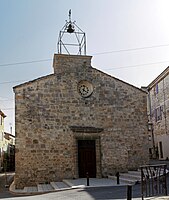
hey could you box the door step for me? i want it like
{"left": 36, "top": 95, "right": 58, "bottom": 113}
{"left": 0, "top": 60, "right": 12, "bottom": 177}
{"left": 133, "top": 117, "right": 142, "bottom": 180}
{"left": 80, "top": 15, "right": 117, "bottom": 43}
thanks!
{"left": 11, "top": 181, "right": 71, "bottom": 194}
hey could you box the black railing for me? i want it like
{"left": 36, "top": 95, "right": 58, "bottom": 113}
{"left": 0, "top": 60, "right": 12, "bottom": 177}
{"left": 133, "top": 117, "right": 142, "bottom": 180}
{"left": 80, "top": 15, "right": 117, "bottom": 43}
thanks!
{"left": 140, "top": 164, "right": 167, "bottom": 200}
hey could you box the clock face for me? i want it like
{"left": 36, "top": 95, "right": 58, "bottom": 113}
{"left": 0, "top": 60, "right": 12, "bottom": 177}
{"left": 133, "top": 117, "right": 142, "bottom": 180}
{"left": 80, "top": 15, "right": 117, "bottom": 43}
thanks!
{"left": 78, "top": 81, "right": 93, "bottom": 98}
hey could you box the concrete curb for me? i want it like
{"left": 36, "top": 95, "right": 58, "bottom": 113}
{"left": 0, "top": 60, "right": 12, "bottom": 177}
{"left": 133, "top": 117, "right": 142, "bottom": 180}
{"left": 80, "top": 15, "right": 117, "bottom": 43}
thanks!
{"left": 9, "top": 180, "right": 129, "bottom": 195}
{"left": 9, "top": 181, "right": 169, "bottom": 199}
{"left": 145, "top": 197, "right": 169, "bottom": 200}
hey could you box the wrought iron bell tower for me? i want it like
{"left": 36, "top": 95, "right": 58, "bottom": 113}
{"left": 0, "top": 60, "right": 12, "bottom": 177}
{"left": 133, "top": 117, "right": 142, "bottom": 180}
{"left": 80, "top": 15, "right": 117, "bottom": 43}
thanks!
{"left": 57, "top": 10, "right": 86, "bottom": 55}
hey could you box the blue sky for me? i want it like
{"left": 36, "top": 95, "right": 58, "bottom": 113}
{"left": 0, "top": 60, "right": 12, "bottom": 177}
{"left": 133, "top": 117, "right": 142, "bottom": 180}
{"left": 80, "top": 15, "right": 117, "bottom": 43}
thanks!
{"left": 1, "top": 0, "right": 169, "bottom": 133}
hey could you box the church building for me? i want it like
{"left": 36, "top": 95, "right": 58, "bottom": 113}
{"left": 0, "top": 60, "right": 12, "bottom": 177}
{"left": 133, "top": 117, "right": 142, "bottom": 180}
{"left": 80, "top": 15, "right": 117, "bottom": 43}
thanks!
{"left": 13, "top": 12, "right": 149, "bottom": 189}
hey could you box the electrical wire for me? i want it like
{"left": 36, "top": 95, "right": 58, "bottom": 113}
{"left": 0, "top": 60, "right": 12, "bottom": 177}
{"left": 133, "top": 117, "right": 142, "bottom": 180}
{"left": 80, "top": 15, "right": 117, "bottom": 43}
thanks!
{"left": 0, "top": 108, "right": 14, "bottom": 110}
{"left": 1, "top": 44, "right": 169, "bottom": 122}
{"left": 0, "top": 43, "right": 169, "bottom": 67}
{"left": 0, "top": 59, "right": 51, "bottom": 67}
{"left": 92, "top": 43, "right": 169, "bottom": 55}
{"left": 0, "top": 80, "right": 28, "bottom": 85}
{"left": 103, "top": 60, "right": 169, "bottom": 71}
{"left": 0, "top": 43, "right": 169, "bottom": 85}
{"left": 0, "top": 95, "right": 13, "bottom": 100}
{"left": 0, "top": 59, "right": 169, "bottom": 85}
{"left": 0, "top": 99, "right": 14, "bottom": 101}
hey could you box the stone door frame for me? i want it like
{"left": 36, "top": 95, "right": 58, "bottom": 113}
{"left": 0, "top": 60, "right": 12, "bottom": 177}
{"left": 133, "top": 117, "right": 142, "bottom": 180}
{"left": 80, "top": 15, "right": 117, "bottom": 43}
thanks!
{"left": 78, "top": 139, "right": 96, "bottom": 178}
{"left": 74, "top": 133, "right": 101, "bottom": 178}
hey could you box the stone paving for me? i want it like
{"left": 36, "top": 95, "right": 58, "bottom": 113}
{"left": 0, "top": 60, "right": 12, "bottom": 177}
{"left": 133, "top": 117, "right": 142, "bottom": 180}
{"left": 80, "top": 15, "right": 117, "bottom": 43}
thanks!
{"left": 2, "top": 160, "right": 169, "bottom": 199}
{"left": 0, "top": 172, "right": 169, "bottom": 199}
{"left": 0, "top": 172, "right": 14, "bottom": 190}
{"left": 64, "top": 178, "right": 127, "bottom": 188}
{"left": 10, "top": 177, "right": 128, "bottom": 194}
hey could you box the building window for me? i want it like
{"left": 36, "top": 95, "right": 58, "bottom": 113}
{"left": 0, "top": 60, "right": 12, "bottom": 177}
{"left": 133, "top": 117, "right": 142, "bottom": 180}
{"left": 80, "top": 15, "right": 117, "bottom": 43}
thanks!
{"left": 155, "top": 84, "right": 158, "bottom": 94}
{"left": 153, "top": 83, "right": 159, "bottom": 95}
{"left": 0, "top": 116, "right": 2, "bottom": 125}
{"left": 155, "top": 106, "right": 163, "bottom": 122}
{"left": 159, "top": 141, "right": 163, "bottom": 159}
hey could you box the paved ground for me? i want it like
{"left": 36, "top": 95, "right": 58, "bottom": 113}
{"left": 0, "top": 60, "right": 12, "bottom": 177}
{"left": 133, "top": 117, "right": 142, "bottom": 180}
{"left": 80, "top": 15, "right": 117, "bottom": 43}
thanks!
{"left": 0, "top": 160, "right": 169, "bottom": 199}
{"left": 1, "top": 185, "right": 169, "bottom": 200}
{"left": 1, "top": 174, "right": 169, "bottom": 200}
{"left": 0, "top": 172, "right": 21, "bottom": 199}
{"left": 65, "top": 177, "right": 127, "bottom": 187}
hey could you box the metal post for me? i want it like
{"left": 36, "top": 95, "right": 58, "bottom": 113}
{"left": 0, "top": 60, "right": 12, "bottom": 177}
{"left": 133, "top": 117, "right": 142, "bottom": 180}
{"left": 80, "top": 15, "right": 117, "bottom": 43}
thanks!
{"left": 151, "top": 127, "right": 156, "bottom": 159}
{"left": 141, "top": 167, "right": 144, "bottom": 200}
{"left": 127, "top": 185, "right": 132, "bottom": 200}
{"left": 4, "top": 158, "right": 9, "bottom": 188}
{"left": 86, "top": 172, "right": 89, "bottom": 186}
{"left": 164, "top": 165, "right": 168, "bottom": 196}
{"left": 116, "top": 172, "right": 120, "bottom": 185}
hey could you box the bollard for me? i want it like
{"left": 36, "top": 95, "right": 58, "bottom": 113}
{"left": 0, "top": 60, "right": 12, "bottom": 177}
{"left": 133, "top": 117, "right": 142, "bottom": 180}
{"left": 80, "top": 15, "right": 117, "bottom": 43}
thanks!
{"left": 86, "top": 172, "right": 89, "bottom": 186}
{"left": 127, "top": 185, "right": 132, "bottom": 200}
{"left": 116, "top": 172, "right": 120, "bottom": 185}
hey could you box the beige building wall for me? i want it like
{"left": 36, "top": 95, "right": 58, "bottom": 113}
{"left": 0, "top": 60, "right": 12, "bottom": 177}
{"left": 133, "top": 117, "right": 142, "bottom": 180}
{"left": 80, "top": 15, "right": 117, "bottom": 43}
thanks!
{"left": 14, "top": 54, "right": 149, "bottom": 189}
{"left": 0, "top": 111, "right": 5, "bottom": 141}
{"left": 0, "top": 110, "right": 6, "bottom": 169}
{"left": 147, "top": 67, "right": 169, "bottom": 160}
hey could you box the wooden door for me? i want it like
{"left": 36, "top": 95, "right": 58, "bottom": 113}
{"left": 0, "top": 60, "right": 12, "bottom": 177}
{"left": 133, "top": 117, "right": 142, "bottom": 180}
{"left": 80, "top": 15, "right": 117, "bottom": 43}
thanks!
{"left": 78, "top": 140, "right": 96, "bottom": 178}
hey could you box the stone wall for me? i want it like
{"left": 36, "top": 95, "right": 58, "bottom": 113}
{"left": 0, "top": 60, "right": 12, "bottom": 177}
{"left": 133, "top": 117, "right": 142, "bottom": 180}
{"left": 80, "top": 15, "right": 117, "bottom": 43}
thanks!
{"left": 14, "top": 54, "right": 149, "bottom": 188}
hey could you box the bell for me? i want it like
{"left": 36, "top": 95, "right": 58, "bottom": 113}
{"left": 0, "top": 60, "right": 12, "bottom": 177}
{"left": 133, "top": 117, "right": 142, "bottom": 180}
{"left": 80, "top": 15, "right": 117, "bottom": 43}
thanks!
{"left": 67, "top": 24, "right": 74, "bottom": 33}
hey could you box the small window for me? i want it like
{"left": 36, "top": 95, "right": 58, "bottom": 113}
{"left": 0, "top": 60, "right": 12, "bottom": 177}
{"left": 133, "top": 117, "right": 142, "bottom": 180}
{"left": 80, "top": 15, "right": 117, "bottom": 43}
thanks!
{"left": 159, "top": 141, "right": 163, "bottom": 159}
{"left": 155, "top": 106, "right": 163, "bottom": 122}
{"left": 156, "top": 84, "right": 158, "bottom": 94}
{"left": 153, "top": 83, "right": 159, "bottom": 95}
{"left": 0, "top": 116, "right": 2, "bottom": 125}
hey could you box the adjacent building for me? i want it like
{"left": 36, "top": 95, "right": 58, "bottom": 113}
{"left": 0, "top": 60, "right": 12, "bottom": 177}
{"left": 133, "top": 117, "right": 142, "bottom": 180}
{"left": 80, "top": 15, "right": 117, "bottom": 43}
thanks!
{"left": 0, "top": 110, "right": 6, "bottom": 170}
{"left": 3, "top": 132, "right": 15, "bottom": 171}
{"left": 0, "top": 110, "right": 15, "bottom": 171}
{"left": 147, "top": 67, "right": 169, "bottom": 160}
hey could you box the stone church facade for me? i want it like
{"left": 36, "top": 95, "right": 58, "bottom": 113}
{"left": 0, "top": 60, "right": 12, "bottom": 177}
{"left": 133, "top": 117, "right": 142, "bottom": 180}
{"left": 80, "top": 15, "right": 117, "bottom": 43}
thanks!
{"left": 14, "top": 54, "right": 149, "bottom": 188}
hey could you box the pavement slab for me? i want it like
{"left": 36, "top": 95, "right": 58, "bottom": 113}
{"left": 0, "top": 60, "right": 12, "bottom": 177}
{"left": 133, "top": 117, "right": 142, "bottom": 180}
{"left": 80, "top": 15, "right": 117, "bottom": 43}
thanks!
{"left": 37, "top": 183, "right": 53, "bottom": 192}
{"left": 54, "top": 181, "right": 70, "bottom": 189}
{"left": 23, "top": 186, "right": 38, "bottom": 193}
{"left": 64, "top": 178, "right": 127, "bottom": 187}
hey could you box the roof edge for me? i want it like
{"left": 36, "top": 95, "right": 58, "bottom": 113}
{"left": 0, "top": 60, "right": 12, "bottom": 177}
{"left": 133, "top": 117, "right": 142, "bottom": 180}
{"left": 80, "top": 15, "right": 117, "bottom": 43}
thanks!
{"left": 147, "top": 66, "right": 169, "bottom": 90}
{"left": 0, "top": 110, "right": 6, "bottom": 118}
{"left": 13, "top": 62, "right": 146, "bottom": 94}
{"left": 13, "top": 74, "right": 54, "bottom": 90}
{"left": 93, "top": 67, "right": 147, "bottom": 94}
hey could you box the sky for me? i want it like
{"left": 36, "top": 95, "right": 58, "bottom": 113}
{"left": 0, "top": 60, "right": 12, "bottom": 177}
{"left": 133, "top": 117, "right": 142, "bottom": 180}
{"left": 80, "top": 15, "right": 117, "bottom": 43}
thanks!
{"left": 1, "top": 0, "right": 169, "bottom": 134}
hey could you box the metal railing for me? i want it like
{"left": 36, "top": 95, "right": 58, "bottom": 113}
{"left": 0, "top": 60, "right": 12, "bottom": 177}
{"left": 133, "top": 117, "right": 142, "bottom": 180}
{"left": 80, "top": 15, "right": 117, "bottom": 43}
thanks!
{"left": 140, "top": 164, "right": 167, "bottom": 200}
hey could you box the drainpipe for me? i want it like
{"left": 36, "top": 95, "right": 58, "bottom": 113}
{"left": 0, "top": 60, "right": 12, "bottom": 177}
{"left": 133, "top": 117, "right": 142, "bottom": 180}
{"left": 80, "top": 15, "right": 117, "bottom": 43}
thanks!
{"left": 147, "top": 89, "right": 156, "bottom": 159}
{"left": 163, "top": 79, "right": 168, "bottom": 135}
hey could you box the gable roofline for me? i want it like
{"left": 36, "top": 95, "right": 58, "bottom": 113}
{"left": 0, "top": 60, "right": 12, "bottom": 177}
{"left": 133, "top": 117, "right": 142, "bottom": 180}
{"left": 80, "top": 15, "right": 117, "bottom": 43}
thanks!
{"left": 4, "top": 132, "right": 15, "bottom": 139}
{"left": 0, "top": 110, "right": 6, "bottom": 118}
{"left": 92, "top": 67, "right": 146, "bottom": 93}
{"left": 13, "top": 64, "right": 145, "bottom": 94}
{"left": 13, "top": 74, "right": 54, "bottom": 90}
{"left": 147, "top": 66, "right": 169, "bottom": 90}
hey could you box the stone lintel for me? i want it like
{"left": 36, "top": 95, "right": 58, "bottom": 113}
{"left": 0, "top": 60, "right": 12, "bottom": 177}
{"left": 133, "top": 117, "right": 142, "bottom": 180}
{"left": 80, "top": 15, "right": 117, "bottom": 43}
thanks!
{"left": 69, "top": 126, "right": 104, "bottom": 133}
